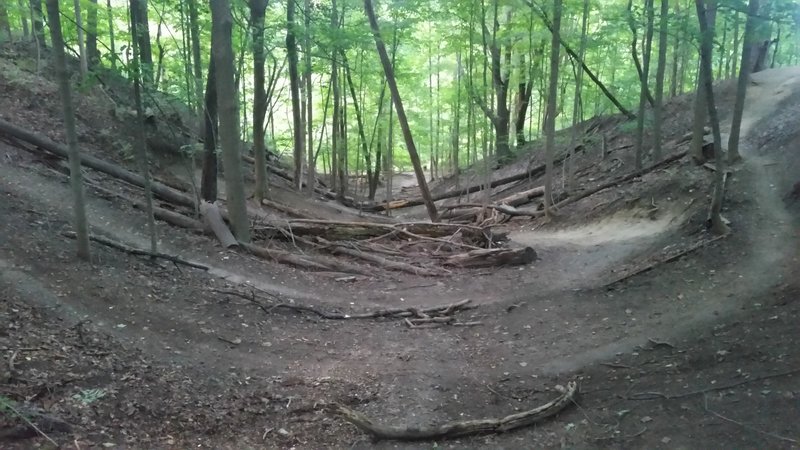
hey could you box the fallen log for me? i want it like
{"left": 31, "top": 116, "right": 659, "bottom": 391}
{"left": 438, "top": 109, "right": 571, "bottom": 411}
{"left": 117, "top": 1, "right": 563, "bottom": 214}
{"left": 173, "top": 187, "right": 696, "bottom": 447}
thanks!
{"left": 201, "top": 202, "right": 238, "bottom": 248}
{"left": 445, "top": 247, "right": 538, "bottom": 268}
{"left": 330, "top": 381, "right": 578, "bottom": 441}
{"left": 268, "top": 298, "right": 475, "bottom": 320}
{"left": 0, "top": 118, "right": 196, "bottom": 208}
{"left": 62, "top": 231, "right": 209, "bottom": 270}
{"left": 317, "top": 238, "right": 446, "bottom": 276}
{"left": 239, "top": 242, "right": 370, "bottom": 275}
{"left": 497, "top": 185, "right": 545, "bottom": 206}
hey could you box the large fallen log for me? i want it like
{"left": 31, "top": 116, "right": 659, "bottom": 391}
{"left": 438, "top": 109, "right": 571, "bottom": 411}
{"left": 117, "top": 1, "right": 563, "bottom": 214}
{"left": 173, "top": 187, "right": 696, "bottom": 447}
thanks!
{"left": 329, "top": 381, "right": 578, "bottom": 441}
{"left": 444, "top": 247, "right": 538, "bottom": 268}
{"left": 0, "top": 118, "right": 196, "bottom": 208}
{"left": 201, "top": 202, "right": 238, "bottom": 248}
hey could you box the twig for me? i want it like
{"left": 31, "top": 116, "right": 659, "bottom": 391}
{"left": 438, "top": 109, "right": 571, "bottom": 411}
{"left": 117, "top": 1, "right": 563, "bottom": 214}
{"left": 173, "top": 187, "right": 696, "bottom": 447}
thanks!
{"left": 626, "top": 367, "right": 800, "bottom": 400}
{"left": 703, "top": 394, "right": 798, "bottom": 444}
{"left": 600, "top": 362, "right": 634, "bottom": 370}
{"left": 62, "top": 231, "right": 209, "bottom": 270}
{"left": 1, "top": 401, "right": 60, "bottom": 447}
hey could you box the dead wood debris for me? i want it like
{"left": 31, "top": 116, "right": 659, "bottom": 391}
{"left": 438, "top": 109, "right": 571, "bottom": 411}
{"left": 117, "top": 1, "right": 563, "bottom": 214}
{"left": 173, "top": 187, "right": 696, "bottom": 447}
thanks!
{"left": 62, "top": 231, "right": 209, "bottom": 270}
{"left": 213, "top": 288, "right": 478, "bottom": 327}
{"left": 327, "top": 381, "right": 578, "bottom": 441}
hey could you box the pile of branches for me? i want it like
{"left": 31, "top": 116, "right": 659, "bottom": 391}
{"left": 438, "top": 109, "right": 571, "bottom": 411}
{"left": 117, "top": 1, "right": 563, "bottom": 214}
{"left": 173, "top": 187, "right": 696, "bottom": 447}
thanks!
{"left": 250, "top": 219, "right": 537, "bottom": 276}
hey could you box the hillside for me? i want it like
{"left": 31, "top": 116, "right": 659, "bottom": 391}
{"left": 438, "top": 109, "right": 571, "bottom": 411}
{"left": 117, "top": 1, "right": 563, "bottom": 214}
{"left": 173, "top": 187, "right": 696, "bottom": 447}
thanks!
{"left": 1, "top": 41, "right": 799, "bottom": 449}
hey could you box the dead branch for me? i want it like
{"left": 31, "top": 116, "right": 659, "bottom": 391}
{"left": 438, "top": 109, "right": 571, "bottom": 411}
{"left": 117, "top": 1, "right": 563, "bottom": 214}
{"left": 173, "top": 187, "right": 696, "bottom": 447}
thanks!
{"left": 270, "top": 298, "right": 475, "bottom": 321}
{"left": 62, "top": 231, "right": 209, "bottom": 270}
{"left": 445, "top": 247, "right": 538, "bottom": 268}
{"left": 703, "top": 394, "right": 798, "bottom": 444}
{"left": 605, "top": 234, "right": 726, "bottom": 287}
{"left": 329, "top": 381, "right": 578, "bottom": 441}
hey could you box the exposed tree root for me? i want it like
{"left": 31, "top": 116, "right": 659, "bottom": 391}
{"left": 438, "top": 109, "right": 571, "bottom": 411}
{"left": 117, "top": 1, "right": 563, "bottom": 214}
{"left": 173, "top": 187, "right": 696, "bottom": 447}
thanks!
{"left": 329, "top": 381, "right": 578, "bottom": 441}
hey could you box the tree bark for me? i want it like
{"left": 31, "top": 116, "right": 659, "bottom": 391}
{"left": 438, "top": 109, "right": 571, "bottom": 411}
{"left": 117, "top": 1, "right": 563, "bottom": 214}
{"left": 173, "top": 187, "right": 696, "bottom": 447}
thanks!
{"left": 188, "top": 0, "right": 203, "bottom": 110}
{"left": 130, "top": 0, "right": 153, "bottom": 84}
{"left": 727, "top": 0, "right": 758, "bottom": 163}
{"left": 74, "top": 0, "right": 88, "bottom": 76}
{"left": 45, "top": 0, "right": 91, "bottom": 260}
{"left": 86, "top": 0, "right": 100, "bottom": 68}
{"left": 695, "top": 0, "right": 729, "bottom": 235}
{"left": 0, "top": 4, "right": 10, "bottom": 41}
{"left": 364, "top": 0, "right": 438, "bottom": 222}
{"left": 106, "top": 0, "right": 115, "bottom": 67}
{"left": 200, "top": 54, "right": 218, "bottom": 202}
{"left": 690, "top": 3, "right": 716, "bottom": 163}
{"left": 634, "top": 0, "right": 655, "bottom": 170}
{"left": 286, "top": 0, "right": 304, "bottom": 191}
{"left": 304, "top": 0, "right": 314, "bottom": 196}
{"left": 342, "top": 51, "right": 372, "bottom": 197}
{"left": 627, "top": 0, "right": 655, "bottom": 108}
{"left": 30, "top": 0, "right": 46, "bottom": 48}
{"left": 543, "top": 0, "right": 562, "bottom": 218}
{"left": 250, "top": 0, "right": 269, "bottom": 201}
{"left": 653, "top": 0, "right": 669, "bottom": 161}
{"left": 210, "top": 0, "right": 251, "bottom": 242}
{"left": 129, "top": 0, "right": 158, "bottom": 254}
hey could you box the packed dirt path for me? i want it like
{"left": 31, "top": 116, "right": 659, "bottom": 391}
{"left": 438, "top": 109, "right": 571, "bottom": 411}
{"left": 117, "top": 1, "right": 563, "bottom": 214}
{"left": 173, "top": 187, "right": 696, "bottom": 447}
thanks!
{"left": 2, "top": 65, "right": 800, "bottom": 448}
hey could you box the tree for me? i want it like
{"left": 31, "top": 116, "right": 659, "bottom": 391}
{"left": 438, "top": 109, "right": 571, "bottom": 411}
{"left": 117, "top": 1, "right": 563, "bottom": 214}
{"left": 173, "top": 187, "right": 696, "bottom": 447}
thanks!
{"left": 634, "top": 0, "right": 655, "bottom": 170}
{"left": 652, "top": 0, "right": 669, "bottom": 161}
{"left": 30, "top": 0, "right": 46, "bottom": 48}
{"left": 543, "top": 0, "right": 562, "bottom": 218}
{"left": 364, "top": 0, "right": 438, "bottom": 222}
{"left": 567, "top": 0, "right": 590, "bottom": 192}
{"left": 74, "top": 0, "right": 88, "bottom": 76}
{"left": 210, "top": 0, "right": 250, "bottom": 242}
{"left": 86, "top": 0, "right": 100, "bottom": 68}
{"left": 286, "top": 0, "right": 304, "bottom": 190}
{"left": 200, "top": 53, "right": 218, "bottom": 202}
{"left": 129, "top": 0, "right": 157, "bottom": 254}
{"left": 689, "top": 3, "right": 716, "bottom": 164}
{"left": 0, "top": 4, "right": 10, "bottom": 41}
{"left": 728, "top": 0, "right": 759, "bottom": 163}
{"left": 249, "top": 0, "right": 269, "bottom": 201}
{"left": 695, "top": 0, "right": 728, "bottom": 236}
{"left": 130, "top": 0, "right": 153, "bottom": 84}
{"left": 46, "top": 0, "right": 90, "bottom": 260}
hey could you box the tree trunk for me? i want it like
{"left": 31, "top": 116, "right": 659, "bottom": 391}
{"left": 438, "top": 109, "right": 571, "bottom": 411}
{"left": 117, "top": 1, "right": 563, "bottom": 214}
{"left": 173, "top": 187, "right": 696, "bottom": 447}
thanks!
{"left": 690, "top": 2, "right": 716, "bottom": 164}
{"left": 513, "top": 53, "right": 533, "bottom": 148}
{"left": 200, "top": 54, "right": 218, "bottom": 202}
{"left": 543, "top": 0, "right": 562, "bottom": 218}
{"left": 74, "top": 0, "right": 88, "bottom": 76}
{"left": 18, "top": 0, "right": 29, "bottom": 38}
{"left": 304, "top": 0, "right": 314, "bottom": 196}
{"left": 287, "top": 0, "right": 304, "bottom": 191}
{"left": 249, "top": 0, "right": 269, "bottom": 201}
{"left": 364, "top": 0, "right": 438, "bottom": 222}
{"left": 45, "top": 0, "right": 91, "bottom": 260}
{"left": 129, "top": 0, "right": 158, "bottom": 254}
{"left": 210, "top": 0, "right": 250, "bottom": 242}
{"left": 106, "top": 0, "right": 115, "bottom": 67}
{"left": 728, "top": 0, "right": 758, "bottom": 163}
{"left": 634, "top": 0, "right": 655, "bottom": 170}
{"left": 627, "top": 0, "right": 655, "bottom": 108}
{"left": 652, "top": 0, "right": 669, "bottom": 161}
{"left": 188, "top": 0, "right": 203, "bottom": 111}
{"left": 452, "top": 51, "right": 462, "bottom": 176}
{"left": 342, "top": 51, "right": 372, "bottom": 196}
{"left": 130, "top": 0, "right": 153, "bottom": 84}
{"left": 0, "top": 4, "right": 10, "bottom": 41}
{"left": 567, "top": 0, "right": 589, "bottom": 193}
{"left": 695, "top": 0, "right": 728, "bottom": 236}
{"left": 330, "top": 0, "right": 342, "bottom": 199}
{"left": 31, "top": 0, "right": 46, "bottom": 48}
{"left": 86, "top": 0, "right": 99, "bottom": 68}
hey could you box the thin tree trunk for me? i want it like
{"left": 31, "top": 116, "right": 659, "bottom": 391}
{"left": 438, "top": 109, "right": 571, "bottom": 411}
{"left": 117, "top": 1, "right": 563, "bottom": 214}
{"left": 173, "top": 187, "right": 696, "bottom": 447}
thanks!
{"left": 690, "top": 2, "right": 716, "bottom": 163}
{"left": 250, "top": 0, "right": 269, "bottom": 201}
{"left": 364, "top": 0, "right": 438, "bottom": 221}
{"left": 46, "top": 0, "right": 90, "bottom": 260}
{"left": 188, "top": 0, "right": 203, "bottom": 111}
{"left": 567, "top": 0, "right": 589, "bottom": 193}
{"left": 304, "top": 0, "right": 314, "bottom": 196}
{"left": 31, "top": 0, "right": 46, "bottom": 48}
{"left": 653, "top": 0, "right": 669, "bottom": 161}
{"left": 106, "top": 0, "right": 115, "bottom": 67}
{"left": 627, "top": 0, "right": 655, "bottom": 108}
{"left": 0, "top": 5, "right": 10, "bottom": 41}
{"left": 129, "top": 0, "right": 158, "bottom": 254}
{"left": 86, "top": 0, "right": 99, "bottom": 68}
{"left": 74, "top": 0, "right": 88, "bottom": 76}
{"left": 669, "top": 3, "right": 680, "bottom": 97}
{"left": 695, "top": 0, "right": 728, "bottom": 236}
{"left": 287, "top": 0, "right": 304, "bottom": 190}
{"left": 514, "top": 52, "right": 534, "bottom": 148}
{"left": 200, "top": 54, "right": 218, "bottom": 202}
{"left": 634, "top": 0, "right": 655, "bottom": 170}
{"left": 210, "top": 0, "right": 250, "bottom": 242}
{"left": 342, "top": 51, "right": 372, "bottom": 195}
{"left": 728, "top": 0, "right": 758, "bottom": 163}
{"left": 18, "top": 0, "right": 29, "bottom": 38}
{"left": 131, "top": 0, "right": 153, "bottom": 84}
{"left": 543, "top": 0, "right": 562, "bottom": 218}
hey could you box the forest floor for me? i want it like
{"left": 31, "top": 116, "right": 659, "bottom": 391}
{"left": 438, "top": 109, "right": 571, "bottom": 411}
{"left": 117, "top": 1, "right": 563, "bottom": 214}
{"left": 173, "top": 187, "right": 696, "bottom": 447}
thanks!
{"left": 1, "top": 43, "right": 799, "bottom": 449}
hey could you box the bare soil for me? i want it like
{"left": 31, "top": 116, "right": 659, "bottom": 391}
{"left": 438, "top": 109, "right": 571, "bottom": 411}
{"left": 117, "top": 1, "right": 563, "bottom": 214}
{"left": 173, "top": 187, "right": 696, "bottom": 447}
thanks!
{"left": 1, "top": 44, "right": 799, "bottom": 449}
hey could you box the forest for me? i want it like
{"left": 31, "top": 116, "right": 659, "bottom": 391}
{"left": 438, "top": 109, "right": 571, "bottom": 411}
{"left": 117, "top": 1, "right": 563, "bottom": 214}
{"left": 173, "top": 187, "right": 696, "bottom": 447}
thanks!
{"left": 1, "top": 0, "right": 800, "bottom": 447}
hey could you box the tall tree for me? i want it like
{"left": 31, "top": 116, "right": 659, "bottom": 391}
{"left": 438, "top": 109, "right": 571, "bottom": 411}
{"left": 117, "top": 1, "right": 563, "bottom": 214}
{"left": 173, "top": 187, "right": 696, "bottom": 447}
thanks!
{"left": 695, "top": 0, "right": 728, "bottom": 236}
{"left": 86, "top": 0, "right": 100, "bottom": 68}
{"left": 46, "top": 0, "right": 90, "bottom": 260}
{"left": 690, "top": 2, "right": 716, "bottom": 164}
{"left": 73, "top": 0, "right": 88, "bottom": 76}
{"left": 634, "top": 0, "right": 655, "bottom": 170}
{"left": 210, "top": 0, "right": 250, "bottom": 242}
{"left": 728, "top": 0, "right": 759, "bottom": 163}
{"left": 188, "top": 0, "right": 203, "bottom": 110}
{"left": 200, "top": 53, "right": 218, "bottom": 202}
{"left": 652, "top": 0, "right": 669, "bottom": 161}
{"left": 303, "top": 0, "right": 314, "bottom": 196}
{"left": 250, "top": 0, "right": 269, "bottom": 201}
{"left": 567, "top": 0, "right": 590, "bottom": 192}
{"left": 543, "top": 0, "right": 562, "bottom": 218}
{"left": 129, "top": 0, "right": 157, "bottom": 255}
{"left": 286, "top": 0, "right": 304, "bottom": 190}
{"left": 364, "top": 0, "right": 438, "bottom": 222}
{"left": 106, "top": 0, "right": 116, "bottom": 67}
{"left": 0, "top": 4, "right": 10, "bottom": 41}
{"left": 130, "top": 0, "right": 153, "bottom": 84}
{"left": 31, "top": 0, "right": 46, "bottom": 48}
